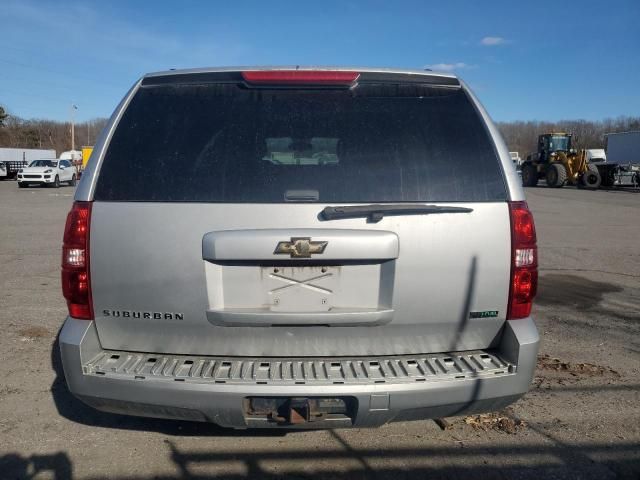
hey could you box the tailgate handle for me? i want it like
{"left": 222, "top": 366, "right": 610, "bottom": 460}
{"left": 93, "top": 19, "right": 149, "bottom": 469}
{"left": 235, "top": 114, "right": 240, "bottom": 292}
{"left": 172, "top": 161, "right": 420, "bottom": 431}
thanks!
{"left": 203, "top": 229, "right": 399, "bottom": 261}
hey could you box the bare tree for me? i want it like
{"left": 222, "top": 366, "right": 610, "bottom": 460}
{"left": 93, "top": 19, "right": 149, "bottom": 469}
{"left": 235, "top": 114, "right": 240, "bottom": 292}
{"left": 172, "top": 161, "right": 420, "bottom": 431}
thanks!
{"left": 0, "top": 105, "right": 7, "bottom": 127}
{"left": 0, "top": 114, "right": 109, "bottom": 153}
{"left": 2, "top": 109, "right": 639, "bottom": 159}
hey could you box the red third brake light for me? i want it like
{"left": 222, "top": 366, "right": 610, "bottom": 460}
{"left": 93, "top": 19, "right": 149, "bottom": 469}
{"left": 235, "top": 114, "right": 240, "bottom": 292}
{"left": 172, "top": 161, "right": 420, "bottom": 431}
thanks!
{"left": 508, "top": 201, "right": 538, "bottom": 319}
{"left": 62, "top": 201, "right": 93, "bottom": 320}
{"left": 242, "top": 70, "right": 360, "bottom": 85}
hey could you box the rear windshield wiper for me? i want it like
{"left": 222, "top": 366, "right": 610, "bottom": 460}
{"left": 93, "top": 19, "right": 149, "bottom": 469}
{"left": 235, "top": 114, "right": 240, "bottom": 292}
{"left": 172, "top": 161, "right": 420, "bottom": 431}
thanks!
{"left": 320, "top": 204, "right": 473, "bottom": 222}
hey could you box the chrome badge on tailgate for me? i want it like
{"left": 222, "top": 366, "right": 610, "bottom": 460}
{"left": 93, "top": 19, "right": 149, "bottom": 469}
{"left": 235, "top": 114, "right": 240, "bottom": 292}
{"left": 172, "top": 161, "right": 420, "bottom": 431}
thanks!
{"left": 274, "top": 237, "right": 328, "bottom": 258}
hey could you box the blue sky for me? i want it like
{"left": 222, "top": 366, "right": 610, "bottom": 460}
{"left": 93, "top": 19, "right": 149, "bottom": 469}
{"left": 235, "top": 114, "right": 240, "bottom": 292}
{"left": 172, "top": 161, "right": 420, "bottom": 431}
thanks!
{"left": 2, "top": 0, "right": 639, "bottom": 122}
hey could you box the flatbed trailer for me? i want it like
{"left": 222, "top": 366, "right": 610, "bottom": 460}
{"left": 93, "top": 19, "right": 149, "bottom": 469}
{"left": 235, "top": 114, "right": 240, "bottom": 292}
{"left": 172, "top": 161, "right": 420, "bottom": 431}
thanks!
{"left": 595, "top": 162, "right": 640, "bottom": 188}
{"left": 1, "top": 160, "right": 28, "bottom": 179}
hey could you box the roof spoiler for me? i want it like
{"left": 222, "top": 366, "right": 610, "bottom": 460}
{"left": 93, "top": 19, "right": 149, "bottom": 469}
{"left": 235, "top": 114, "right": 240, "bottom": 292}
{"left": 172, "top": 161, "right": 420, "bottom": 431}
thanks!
{"left": 141, "top": 70, "right": 460, "bottom": 88}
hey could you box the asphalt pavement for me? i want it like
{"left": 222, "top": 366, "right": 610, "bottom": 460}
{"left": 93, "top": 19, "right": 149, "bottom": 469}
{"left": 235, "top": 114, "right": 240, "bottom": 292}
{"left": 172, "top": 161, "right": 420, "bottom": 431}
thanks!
{"left": 0, "top": 181, "right": 638, "bottom": 479}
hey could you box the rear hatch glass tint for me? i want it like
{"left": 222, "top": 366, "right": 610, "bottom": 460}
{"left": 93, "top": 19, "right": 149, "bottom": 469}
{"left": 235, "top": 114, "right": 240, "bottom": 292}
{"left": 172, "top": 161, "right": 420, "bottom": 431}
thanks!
{"left": 95, "top": 82, "right": 506, "bottom": 202}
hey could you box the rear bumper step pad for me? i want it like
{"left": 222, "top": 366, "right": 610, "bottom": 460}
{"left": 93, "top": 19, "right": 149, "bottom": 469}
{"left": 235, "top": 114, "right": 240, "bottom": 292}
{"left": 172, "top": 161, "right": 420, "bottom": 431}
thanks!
{"left": 84, "top": 350, "right": 514, "bottom": 386}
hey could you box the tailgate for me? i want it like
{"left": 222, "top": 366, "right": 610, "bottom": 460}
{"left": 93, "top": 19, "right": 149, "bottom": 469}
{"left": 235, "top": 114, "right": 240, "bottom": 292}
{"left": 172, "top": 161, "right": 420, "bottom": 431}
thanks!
{"left": 90, "top": 202, "right": 510, "bottom": 356}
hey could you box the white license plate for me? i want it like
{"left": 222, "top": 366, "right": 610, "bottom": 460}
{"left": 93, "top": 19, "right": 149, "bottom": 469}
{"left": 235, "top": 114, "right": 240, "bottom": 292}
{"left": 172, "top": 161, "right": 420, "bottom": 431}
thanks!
{"left": 262, "top": 266, "right": 339, "bottom": 312}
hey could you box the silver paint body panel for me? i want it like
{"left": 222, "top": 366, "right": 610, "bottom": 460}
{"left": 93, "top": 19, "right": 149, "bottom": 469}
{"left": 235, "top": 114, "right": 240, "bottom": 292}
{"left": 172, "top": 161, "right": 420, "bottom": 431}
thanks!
{"left": 89, "top": 201, "right": 510, "bottom": 356}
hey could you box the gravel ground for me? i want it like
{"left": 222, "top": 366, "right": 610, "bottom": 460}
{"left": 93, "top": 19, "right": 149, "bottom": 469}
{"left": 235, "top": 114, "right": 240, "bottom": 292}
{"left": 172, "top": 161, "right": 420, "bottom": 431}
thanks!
{"left": 0, "top": 181, "right": 638, "bottom": 479}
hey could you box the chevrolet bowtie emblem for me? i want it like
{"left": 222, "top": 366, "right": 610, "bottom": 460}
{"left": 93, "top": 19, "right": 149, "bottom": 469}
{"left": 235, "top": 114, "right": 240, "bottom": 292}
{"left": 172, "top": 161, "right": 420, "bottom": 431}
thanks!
{"left": 274, "top": 237, "right": 328, "bottom": 258}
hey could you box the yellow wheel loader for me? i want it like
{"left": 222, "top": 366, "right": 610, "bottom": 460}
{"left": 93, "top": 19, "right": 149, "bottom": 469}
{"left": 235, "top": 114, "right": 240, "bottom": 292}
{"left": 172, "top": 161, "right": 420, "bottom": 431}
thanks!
{"left": 521, "top": 133, "right": 601, "bottom": 189}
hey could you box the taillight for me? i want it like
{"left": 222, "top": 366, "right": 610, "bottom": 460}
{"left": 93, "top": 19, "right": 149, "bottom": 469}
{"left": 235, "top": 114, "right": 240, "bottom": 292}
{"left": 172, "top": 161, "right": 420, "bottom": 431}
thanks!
{"left": 241, "top": 70, "right": 360, "bottom": 85}
{"left": 61, "top": 201, "right": 93, "bottom": 319}
{"left": 508, "top": 201, "right": 538, "bottom": 319}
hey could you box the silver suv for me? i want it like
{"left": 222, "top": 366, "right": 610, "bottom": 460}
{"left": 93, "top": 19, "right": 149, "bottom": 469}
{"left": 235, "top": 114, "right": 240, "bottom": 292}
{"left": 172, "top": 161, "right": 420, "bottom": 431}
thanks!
{"left": 59, "top": 67, "right": 539, "bottom": 428}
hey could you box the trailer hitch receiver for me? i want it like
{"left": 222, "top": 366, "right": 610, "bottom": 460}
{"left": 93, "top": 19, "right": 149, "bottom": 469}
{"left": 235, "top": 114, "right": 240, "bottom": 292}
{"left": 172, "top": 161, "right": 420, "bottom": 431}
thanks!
{"left": 245, "top": 397, "right": 354, "bottom": 425}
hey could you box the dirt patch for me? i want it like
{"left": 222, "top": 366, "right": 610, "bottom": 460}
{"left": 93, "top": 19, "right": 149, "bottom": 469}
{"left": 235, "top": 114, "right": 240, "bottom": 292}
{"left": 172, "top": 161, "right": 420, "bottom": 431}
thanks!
{"left": 17, "top": 326, "right": 50, "bottom": 340}
{"left": 461, "top": 408, "right": 527, "bottom": 434}
{"left": 0, "top": 386, "right": 22, "bottom": 396}
{"left": 537, "top": 354, "right": 620, "bottom": 377}
{"left": 534, "top": 354, "right": 621, "bottom": 388}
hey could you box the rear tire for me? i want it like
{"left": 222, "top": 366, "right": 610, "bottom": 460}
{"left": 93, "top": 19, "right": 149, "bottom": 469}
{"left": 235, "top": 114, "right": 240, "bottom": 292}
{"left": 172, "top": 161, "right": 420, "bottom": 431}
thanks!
{"left": 546, "top": 163, "right": 567, "bottom": 188}
{"left": 521, "top": 164, "right": 538, "bottom": 187}
{"left": 69, "top": 174, "right": 77, "bottom": 187}
{"left": 581, "top": 165, "right": 601, "bottom": 190}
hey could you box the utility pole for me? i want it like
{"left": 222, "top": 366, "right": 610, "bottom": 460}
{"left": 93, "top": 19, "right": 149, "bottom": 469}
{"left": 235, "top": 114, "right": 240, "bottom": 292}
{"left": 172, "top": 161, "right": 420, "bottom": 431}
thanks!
{"left": 71, "top": 104, "right": 78, "bottom": 151}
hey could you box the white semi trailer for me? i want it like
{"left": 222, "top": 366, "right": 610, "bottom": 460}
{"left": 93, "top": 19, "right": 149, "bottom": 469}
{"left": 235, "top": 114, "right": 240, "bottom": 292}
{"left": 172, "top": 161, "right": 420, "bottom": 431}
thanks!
{"left": 596, "top": 131, "right": 640, "bottom": 187}
{"left": 606, "top": 131, "right": 640, "bottom": 164}
{"left": 0, "top": 148, "right": 56, "bottom": 179}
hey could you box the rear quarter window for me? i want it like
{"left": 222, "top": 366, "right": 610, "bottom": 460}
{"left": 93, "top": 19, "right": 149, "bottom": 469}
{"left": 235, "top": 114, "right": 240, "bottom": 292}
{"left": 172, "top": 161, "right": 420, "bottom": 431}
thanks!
{"left": 95, "top": 82, "right": 506, "bottom": 203}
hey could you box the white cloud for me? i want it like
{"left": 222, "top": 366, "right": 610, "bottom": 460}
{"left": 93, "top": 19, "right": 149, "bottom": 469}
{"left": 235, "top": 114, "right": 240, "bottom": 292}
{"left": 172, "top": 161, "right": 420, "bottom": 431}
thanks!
{"left": 424, "top": 62, "right": 472, "bottom": 72}
{"left": 480, "top": 36, "right": 507, "bottom": 46}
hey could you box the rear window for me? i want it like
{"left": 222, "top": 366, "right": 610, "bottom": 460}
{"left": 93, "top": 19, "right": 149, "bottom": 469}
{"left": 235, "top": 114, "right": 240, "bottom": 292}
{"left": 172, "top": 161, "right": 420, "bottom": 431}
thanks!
{"left": 95, "top": 82, "right": 506, "bottom": 202}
